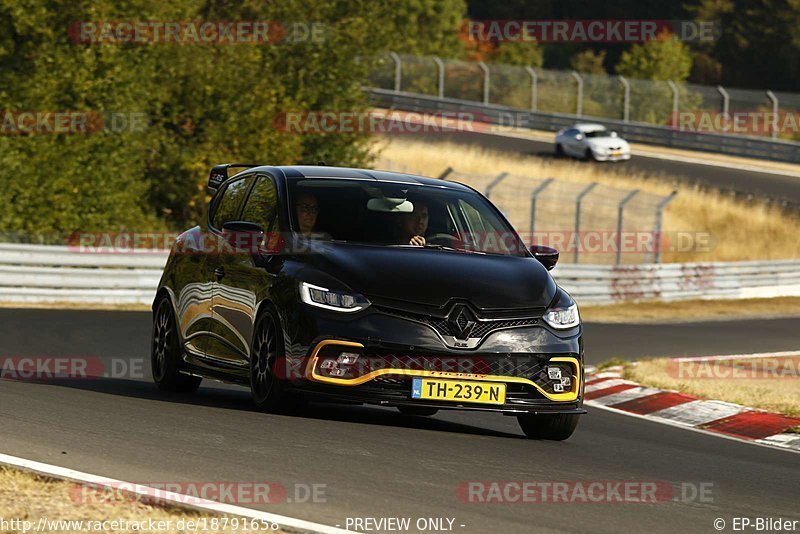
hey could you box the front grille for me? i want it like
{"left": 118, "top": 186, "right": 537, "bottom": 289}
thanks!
{"left": 321, "top": 351, "right": 575, "bottom": 397}
{"left": 375, "top": 306, "right": 539, "bottom": 339}
{"left": 363, "top": 353, "right": 546, "bottom": 377}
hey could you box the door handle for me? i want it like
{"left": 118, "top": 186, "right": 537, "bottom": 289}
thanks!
{"left": 214, "top": 266, "right": 226, "bottom": 280}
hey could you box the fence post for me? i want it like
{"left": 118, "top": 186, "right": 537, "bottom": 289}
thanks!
{"left": 388, "top": 52, "right": 402, "bottom": 92}
{"left": 667, "top": 80, "right": 679, "bottom": 127}
{"left": 766, "top": 90, "right": 779, "bottom": 140}
{"left": 619, "top": 75, "right": 630, "bottom": 123}
{"left": 615, "top": 189, "right": 639, "bottom": 265}
{"left": 484, "top": 172, "right": 509, "bottom": 199}
{"left": 525, "top": 67, "right": 538, "bottom": 112}
{"left": 573, "top": 182, "right": 598, "bottom": 264}
{"left": 717, "top": 85, "right": 730, "bottom": 130}
{"left": 653, "top": 191, "right": 677, "bottom": 264}
{"left": 528, "top": 178, "right": 555, "bottom": 246}
{"left": 478, "top": 62, "right": 490, "bottom": 104}
{"left": 437, "top": 167, "right": 453, "bottom": 180}
{"left": 431, "top": 56, "right": 445, "bottom": 99}
{"left": 571, "top": 71, "right": 583, "bottom": 117}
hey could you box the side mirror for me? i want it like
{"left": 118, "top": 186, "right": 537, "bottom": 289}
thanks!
{"left": 530, "top": 245, "right": 559, "bottom": 270}
{"left": 221, "top": 221, "right": 265, "bottom": 252}
{"left": 610, "top": 131, "right": 618, "bottom": 137}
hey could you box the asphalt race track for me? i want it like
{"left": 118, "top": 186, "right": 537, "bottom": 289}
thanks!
{"left": 399, "top": 131, "right": 800, "bottom": 205}
{"left": 1, "top": 309, "right": 798, "bottom": 533}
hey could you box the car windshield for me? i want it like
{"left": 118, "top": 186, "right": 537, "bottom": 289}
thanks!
{"left": 584, "top": 130, "right": 612, "bottom": 138}
{"left": 287, "top": 177, "right": 526, "bottom": 256}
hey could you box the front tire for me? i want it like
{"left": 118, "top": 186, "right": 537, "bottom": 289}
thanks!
{"left": 250, "top": 306, "right": 294, "bottom": 413}
{"left": 554, "top": 144, "right": 565, "bottom": 158}
{"left": 517, "top": 413, "right": 579, "bottom": 441}
{"left": 584, "top": 148, "right": 595, "bottom": 161}
{"left": 151, "top": 297, "right": 202, "bottom": 393}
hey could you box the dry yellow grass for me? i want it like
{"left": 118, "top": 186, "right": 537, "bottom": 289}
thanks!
{"left": 624, "top": 356, "right": 800, "bottom": 417}
{"left": 373, "top": 138, "right": 800, "bottom": 263}
{"left": 581, "top": 297, "right": 800, "bottom": 323}
{"left": 0, "top": 466, "right": 286, "bottom": 533}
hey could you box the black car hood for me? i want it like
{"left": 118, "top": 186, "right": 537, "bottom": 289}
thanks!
{"left": 298, "top": 241, "right": 557, "bottom": 310}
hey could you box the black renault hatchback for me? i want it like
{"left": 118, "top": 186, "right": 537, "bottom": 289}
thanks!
{"left": 152, "top": 164, "right": 585, "bottom": 440}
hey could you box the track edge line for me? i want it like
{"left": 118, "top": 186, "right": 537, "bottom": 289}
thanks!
{"left": 0, "top": 452, "right": 354, "bottom": 534}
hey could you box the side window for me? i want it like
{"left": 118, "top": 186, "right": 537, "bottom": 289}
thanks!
{"left": 459, "top": 199, "right": 488, "bottom": 235}
{"left": 458, "top": 199, "right": 511, "bottom": 254}
{"left": 211, "top": 176, "right": 254, "bottom": 229}
{"left": 241, "top": 176, "right": 280, "bottom": 230}
{"left": 565, "top": 128, "right": 579, "bottom": 137}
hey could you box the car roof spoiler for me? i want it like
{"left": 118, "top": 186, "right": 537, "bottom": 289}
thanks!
{"left": 208, "top": 163, "right": 260, "bottom": 193}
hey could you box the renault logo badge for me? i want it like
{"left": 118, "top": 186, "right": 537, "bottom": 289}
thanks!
{"left": 448, "top": 305, "right": 476, "bottom": 340}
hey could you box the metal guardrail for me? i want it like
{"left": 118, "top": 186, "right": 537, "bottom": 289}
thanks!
{"left": 0, "top": 243, "right": 166, "bottom": 305}
{"left": 552, "top": 260, "right": 800, "bottom": 303}
{"left": 2, "top": 243, "right": 799, "bottom": 306}
{"left": 368, "top": 88, "right": 800, "bottom": 164}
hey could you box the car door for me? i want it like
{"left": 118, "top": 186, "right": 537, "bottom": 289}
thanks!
{"left": 170, "top": 224, "right": 218, "bottom": 360}
{"left": 563, "top": 129, "right": 584, "bottom": 156}
{"left": 202, "top": 174, "right": 257, "bottom": 366}
{"left": 207, "top": 175, "right": 281, "bottom": 366}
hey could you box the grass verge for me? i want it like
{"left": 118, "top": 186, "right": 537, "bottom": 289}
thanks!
{"left": 621, "top": 355, "right": 800, "bottom": 417}
{"left": 374, "top": 138, "right": 800, "bottom": 263}
{"left": 580, "top": 297, "right": 800, "bottom": 323}
{"left": 0, "top": 466, "right": 286, "bottom": 533}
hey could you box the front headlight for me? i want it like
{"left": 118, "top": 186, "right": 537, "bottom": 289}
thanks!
{"left": 299, "top": 282, "right": 369, "bottom": 313}
{"left": 543, "top": 302, "right": 580, "bottom": 329}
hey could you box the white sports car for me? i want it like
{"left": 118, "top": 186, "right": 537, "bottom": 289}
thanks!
{"left": 554, "top": 123, "right": 631, "bottom": 162}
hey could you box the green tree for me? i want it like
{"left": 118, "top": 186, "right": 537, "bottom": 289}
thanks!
{"left": 689, "top": 0, "right": 800, "bottom": 91}
{"left": 615, "top": 34, "right": 693, "bottom": 81}
{"left": 570, "top": 50, "right": 606, "bottom": 74}
{"left": 491, "top": 41, "right": 543, "bottom": 67}
{"left": 0, "top": 0, "right": 468, "bottom": 240}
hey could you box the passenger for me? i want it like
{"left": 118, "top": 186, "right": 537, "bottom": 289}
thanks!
{"left": 295, "top": 193, "right": 320, "bottom": 236}
{"left": 397, "top": 202, "right": 429, "bottom": 246}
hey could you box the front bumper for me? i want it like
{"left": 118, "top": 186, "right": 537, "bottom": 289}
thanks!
{"left": 287, "top": 306, "right": 585, "bottom": 414}
{"left": 295, "top": 338, "right": 585, "bottom": 414}
{"left": 593, "top": 151, "right": 631, "bottom": 162}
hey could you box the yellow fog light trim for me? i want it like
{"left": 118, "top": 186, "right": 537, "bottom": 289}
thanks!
{"left": 305, "top": 341, "right": 581, "bottom": 402}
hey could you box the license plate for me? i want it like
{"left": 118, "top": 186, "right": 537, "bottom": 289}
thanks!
{"left": 611, "top": 150, "right": 622, "bottom": 156}
{"left": 411, "top": 378, "right": 506, "bottom": 405}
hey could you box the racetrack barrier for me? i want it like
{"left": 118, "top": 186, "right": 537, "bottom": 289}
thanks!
{"left": 1, "top": 243, "right": 799, "bottom": 305}
{"left": 367, "top": 88, "right": 800, "bottom": 165}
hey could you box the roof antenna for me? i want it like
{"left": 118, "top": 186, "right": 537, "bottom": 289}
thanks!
{"left": 317, "top": 160, "right": 326, "bottom": 166}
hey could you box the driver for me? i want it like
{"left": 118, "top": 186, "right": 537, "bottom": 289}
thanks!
{"left": 397, "top": 202, "right": 429, "bottom": 246}
{"left": 295, "top": 193, "right": 320, "bottom": 236}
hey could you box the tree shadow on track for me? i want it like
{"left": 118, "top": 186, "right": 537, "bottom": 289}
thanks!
{"left": 8, "top": 376, "right": 522, "bottom": 439}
